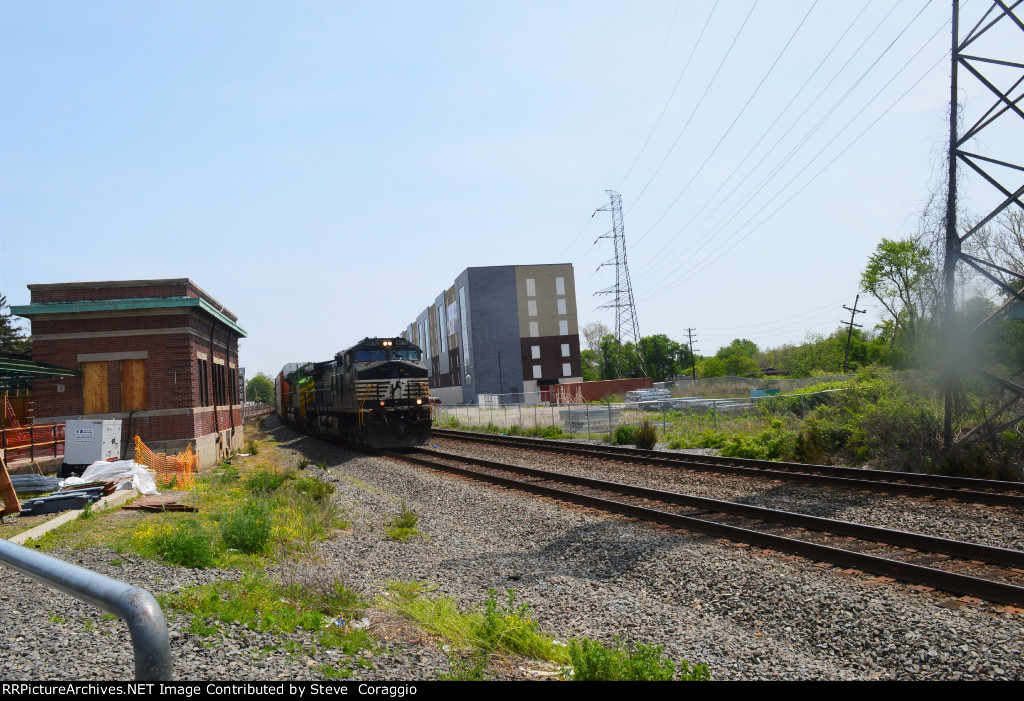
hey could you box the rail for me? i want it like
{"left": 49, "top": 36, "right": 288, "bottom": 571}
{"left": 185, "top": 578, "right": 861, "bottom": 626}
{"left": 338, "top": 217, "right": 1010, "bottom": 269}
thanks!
{"left": 0, "top": 421, "right": 64, "bottom": 463}
{"left": 0, "top": 539, "right": 173, "bottom": 680}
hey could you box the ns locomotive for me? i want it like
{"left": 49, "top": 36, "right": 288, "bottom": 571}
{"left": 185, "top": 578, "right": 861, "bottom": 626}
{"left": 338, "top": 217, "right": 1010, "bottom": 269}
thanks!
{"left": 275, "top": 337, "right": 432, "bottom": 449}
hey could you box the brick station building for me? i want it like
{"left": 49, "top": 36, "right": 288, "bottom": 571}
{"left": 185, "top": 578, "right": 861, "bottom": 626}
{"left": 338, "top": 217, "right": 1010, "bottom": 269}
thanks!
{"left": 12, "top": 279, "right": 247, "bottom": 468}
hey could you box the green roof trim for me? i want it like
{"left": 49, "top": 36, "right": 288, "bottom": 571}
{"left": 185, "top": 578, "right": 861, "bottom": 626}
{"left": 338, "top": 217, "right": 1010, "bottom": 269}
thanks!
{"left": 11, "top": 297, "right": 247, "bottom": 337}
{"left": 0, "top": 358, "right": 80, "bottom": 377}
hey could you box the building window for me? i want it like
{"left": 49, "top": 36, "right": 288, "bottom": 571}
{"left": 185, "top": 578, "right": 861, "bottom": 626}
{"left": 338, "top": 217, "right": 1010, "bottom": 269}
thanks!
{"left": 531, "top": 345, "right": 541, "bottom": 359}
{"left": 197, "top": 358, "right": 210, "bottom": 407}
{"left": 562, "top": 363, "right": 572, "bottom": 377}
{"left": 120, "top": 359, "right": 146, "bottom": 412}
{"left": 436, "top": 304, "right": 447, "bottom": 356}
{"left": 459, "top": 286, "right": 472, "bottom": 381}
{"left": 526, "top": 278, "right": 536, "bottom": 296}
{"left": 561, "top": 344, "right": 570, "bottom": 357}
{"left": 212, "top": 362, "right": 227, "bottom": 406}
{"left": 559, "top": 319, "right": 568, "bottom": 335}
{"left": 556, "top": 277, "right": 565, "bottom": 295}
{"left": 529, "top": 322, "right": 539, "bottom": 337}
{"left": 533, "top": 365, "right": 542, "bottom": 379}
{"left": 557, "top": 298, "right": 566, "bottom": 315}
{"left": 528, "top": 300, "right": 537, "bottom": 316}
{"left": 82, "top": 361, "right": 109, "bottom": 414}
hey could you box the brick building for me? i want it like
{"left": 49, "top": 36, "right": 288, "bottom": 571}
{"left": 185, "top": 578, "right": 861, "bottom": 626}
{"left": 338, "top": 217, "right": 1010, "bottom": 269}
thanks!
{"left": 12, "top": 279, "right": 246, "bottom": 468}
{"left": 400, "top": 264, "right": 583, "bottom": 405}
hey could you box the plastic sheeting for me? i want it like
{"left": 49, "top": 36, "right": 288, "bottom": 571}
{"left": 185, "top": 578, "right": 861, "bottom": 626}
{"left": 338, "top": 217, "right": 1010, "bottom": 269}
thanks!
{"left": 63, "top": 460, "right": 159, "bottom": 496}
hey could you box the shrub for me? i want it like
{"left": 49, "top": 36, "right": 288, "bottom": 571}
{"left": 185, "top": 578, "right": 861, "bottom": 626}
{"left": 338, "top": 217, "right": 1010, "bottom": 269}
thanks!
{"left": 146, "top": 520, "right": 217, "bottom": 569}
{"left": 634, "top": 420, "right": 658, "bottom": 449}
{"left": 614, "top": 424, "right": 636, "bottom": 445}
{"left": 220, "top": 499, "right": 273, "bottom": 554}
{"left": 540, "top": 425, "right": 564, "bottom": 439}
{"left": 566, "top": 637, "right": 710, "bottom": 681}
{"left": 244, "top": 470, "right": 285, "bottom": 494}
{"left": 245, "top": 439, "right": 260, "bottom": 456}
{"left": 385, "top": 503, "right": 421, "bottom": 541}
{"left": 290, "top": 476, "right": 334, "bottom": 501}
{"left": 297, "top": 458, "right": 311, "bottom": 469}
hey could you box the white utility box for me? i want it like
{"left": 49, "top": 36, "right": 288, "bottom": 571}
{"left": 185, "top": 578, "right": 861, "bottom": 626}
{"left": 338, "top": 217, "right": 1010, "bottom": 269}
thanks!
{"left": 64, "top": 419, "right": 122, "bottom": 467}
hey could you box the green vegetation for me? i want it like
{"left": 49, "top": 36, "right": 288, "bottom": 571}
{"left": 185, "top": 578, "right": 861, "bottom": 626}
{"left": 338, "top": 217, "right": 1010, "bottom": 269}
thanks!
{"left": 245, "top": 372, "right": 275, "bottom": 404}
{"left": 384, "top": 503, "right": 421, "bottom": 541}
{"left": 566, "top": 637, "right": 710, "bottom": 681}
{"left": 220, "top": 499, "right": 274, "bottom": 555}
{"left": 245, "top": 439, "right": 261, "bottom": 456}
{"left": 438, "top": 650, "right": 492, "bottom": 681}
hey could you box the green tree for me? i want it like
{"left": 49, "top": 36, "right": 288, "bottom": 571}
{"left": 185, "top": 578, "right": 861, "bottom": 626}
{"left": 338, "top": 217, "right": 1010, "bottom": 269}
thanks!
{"left": 715, "top": 338, "right": 762, "bottom": 377}
{"left": 0, "top": 294, "right": 31, "bottom": 356}
{"left": 860, "top": 238, "right": 935, "bottom": 352}
{"left": 246, "top": 372, "right": 275, "bottom": 403}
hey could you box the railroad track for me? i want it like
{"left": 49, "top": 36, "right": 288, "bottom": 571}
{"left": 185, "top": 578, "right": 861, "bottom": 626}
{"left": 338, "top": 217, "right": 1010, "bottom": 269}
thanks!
{"left": 382, "top": 447, "right": 1024, "bottom": 607}
{"left": 430, "top": 428, "right": 1024, "bottom": 508}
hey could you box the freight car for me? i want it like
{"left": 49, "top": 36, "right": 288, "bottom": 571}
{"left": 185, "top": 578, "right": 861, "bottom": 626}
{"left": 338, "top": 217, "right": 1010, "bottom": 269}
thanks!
{"left": 275, "top": 337, "right": 432, "bottom": 449}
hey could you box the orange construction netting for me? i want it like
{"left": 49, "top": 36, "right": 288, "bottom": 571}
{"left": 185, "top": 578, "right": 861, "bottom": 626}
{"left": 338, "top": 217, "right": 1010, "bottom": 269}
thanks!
{"left": 134, "top": 436, "right": 197, "bottom": 490}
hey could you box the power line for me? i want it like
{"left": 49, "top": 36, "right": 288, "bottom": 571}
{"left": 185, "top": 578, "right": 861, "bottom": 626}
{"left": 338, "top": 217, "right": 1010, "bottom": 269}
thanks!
{"left": 626, "top": 1, "right": 759, "bottom": 214}
{"left": 615, "top": 1, "right": 719, "bottom": 192}
{"left": 631, "top": 0, "right": 820, "bottom": 248}
{"left": 637, "top": 0, "right": 926, "bottom": 284}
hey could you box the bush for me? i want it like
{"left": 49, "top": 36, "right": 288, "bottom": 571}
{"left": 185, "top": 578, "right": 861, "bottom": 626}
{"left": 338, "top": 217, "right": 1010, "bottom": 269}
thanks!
{"left": 634, "top": 420, "right": 658, "bottom": 449}
{"left": 566, "top": 637, "right": 710, "bottom": 681}
{"left": 290, "top": 476, "right": 334, "bottom": 501}
{"left": 221, "top": 499, "right": 273, "bottom": 554}
{"left": 614, "top": 424, "right": 636, "bottom": 445}
{"left": 244, "top": 469, "right": 285, "bottom": 494}
{"left": 146, "top": 520, "right": 217, "bottom": 569}
{"left": 385, "top": 503, "right": 421, "bottom": 541}
{"left": 245, "top": 439, "right": 260, "bottom": 456}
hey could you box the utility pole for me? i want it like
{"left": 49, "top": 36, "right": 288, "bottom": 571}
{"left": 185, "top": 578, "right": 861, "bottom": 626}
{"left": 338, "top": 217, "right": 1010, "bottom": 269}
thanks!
{"left": 685, "top": 328, "right": 698, "bottom": 381}
{"left": 841, "top": 295, "right": 866, "bottom": 374}
{"left": 595, "top": 190, "right": 646, "bottom": 378}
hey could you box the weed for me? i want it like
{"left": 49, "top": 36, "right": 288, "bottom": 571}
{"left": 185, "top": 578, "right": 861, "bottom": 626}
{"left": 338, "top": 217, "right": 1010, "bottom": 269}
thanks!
{"left": 100, "top": 614, "right": 117, "bottom": 622}
{"left": 316, "top": 664, "right": 354, "bottom": 680}
{"left": 315, "top": 461, "right": 328, "bottom": 469}
{"left": 297, "top": 458, "right": 311, "bottom": 469}
{"left": 634, "top": 420, "right": 658, "bottom": 449}
{"left": 384, "top": 503, "right": 421, "bottom": 541}
{"left": 438, "top": 650, "right": 492, "bottom": 681}
{"left": 48, "top": 613, "right": 65, "bottom": 624}
{"left": 290, "top": 477, "right": 334, "bottom": 501}
{"left": 220, "top": 499, "right": 273, "bottom": 554}
{"left": 566, "top": 637, "right": 710, "bottom": 681}
{"left": 245, "top": 439, "right": 260, "bottom": 456}
{"left": 614, "top": 424, "right": 637, "bottom": 445}
{"left": 244, "top": 470, "right": 285, "bottom": 494}
{"left": 138, "top": 519, "right": 217, "bottom": 569}
{"left": 109, "top": 559, "right": 123, "bottom": 567}
{"left": 78, "top": 501, "right": 96, "bottom": 520}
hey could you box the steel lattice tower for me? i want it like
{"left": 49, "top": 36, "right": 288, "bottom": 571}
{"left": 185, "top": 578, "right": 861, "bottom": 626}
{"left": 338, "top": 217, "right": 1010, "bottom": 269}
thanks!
{"left": 595, "top": 190, "right": 647, "bottom": 378}
{"left": 943, "top": 0, "right": 1024, "bottom": 448}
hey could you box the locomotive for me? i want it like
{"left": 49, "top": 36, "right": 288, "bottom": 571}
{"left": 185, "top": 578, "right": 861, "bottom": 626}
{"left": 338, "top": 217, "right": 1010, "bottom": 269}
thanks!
{"left": 275, "top": 337, "right": 432, "bottom": 449}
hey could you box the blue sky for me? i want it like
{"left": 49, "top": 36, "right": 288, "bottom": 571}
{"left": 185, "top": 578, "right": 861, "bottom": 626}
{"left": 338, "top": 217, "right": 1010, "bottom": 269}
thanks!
{"left": 1, "top": 0, "right": 1019, "bottom": 377}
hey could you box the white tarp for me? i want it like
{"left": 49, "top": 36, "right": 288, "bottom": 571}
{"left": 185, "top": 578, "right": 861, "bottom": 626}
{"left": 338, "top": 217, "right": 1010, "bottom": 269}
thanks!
{"left": 63, "top": 459, "right": 159, "bottom": 495}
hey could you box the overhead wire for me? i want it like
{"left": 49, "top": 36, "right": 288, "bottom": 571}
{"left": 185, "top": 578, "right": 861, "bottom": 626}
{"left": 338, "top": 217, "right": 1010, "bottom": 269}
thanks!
{"left": 625, "top": 1, "right": 759, "bottom": 214}
{"left": 637, "top": 1, "right": 944, "bottom": 299}
{"left": 638, "top": 32, "right": 953, "bottom": 303}
{"left": 615, "top": 1, "right": 719, "bottom": 192}
{"left": 630, "top": 0, "right": 820, "bottom": 248}
{"left": 637, "top": 0, "right": 916, "bottom": 282}
{"left": 630, "top": 0, "right": 878, "bottom": 275}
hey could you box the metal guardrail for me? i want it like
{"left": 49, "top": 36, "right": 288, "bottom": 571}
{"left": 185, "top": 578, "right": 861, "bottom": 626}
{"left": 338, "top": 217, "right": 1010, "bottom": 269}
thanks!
{"left": 0, "top": 538, "right": 173, "bottom": 680}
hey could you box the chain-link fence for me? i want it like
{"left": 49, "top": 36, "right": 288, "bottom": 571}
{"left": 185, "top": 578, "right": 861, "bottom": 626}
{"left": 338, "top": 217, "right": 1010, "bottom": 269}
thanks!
{"left": 433, "top": 388, "right": 848, "bottom": 438}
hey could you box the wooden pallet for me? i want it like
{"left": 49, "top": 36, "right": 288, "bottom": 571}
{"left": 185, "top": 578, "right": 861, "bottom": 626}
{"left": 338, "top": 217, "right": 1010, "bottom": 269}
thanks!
{"left": 0, "top": 453, "right": 21, "bottom": 521}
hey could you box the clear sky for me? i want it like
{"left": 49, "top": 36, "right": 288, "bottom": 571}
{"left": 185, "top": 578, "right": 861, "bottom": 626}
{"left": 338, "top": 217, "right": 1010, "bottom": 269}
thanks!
{"left": 1, "top": 0, "right": 1019, "bottom": 377}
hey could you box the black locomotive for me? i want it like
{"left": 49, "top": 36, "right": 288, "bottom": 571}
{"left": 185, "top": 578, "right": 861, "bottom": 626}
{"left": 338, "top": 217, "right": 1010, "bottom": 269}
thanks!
{"left": 275, "top": 337, "right": 432, "bottom": 449}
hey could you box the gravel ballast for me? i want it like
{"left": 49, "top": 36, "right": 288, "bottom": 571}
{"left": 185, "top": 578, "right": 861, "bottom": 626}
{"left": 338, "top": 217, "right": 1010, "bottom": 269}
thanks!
{"left": 2, "top": 416, "right": 1022, "bottom": 681}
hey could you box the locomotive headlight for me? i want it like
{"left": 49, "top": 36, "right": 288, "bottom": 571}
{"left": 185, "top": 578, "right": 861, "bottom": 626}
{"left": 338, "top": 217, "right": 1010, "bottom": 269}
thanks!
{"left": 416, "top": 399, "right": 422, "bottom": 405}
{"left": 380, "top": 401, "right": 385, "bottom": 406}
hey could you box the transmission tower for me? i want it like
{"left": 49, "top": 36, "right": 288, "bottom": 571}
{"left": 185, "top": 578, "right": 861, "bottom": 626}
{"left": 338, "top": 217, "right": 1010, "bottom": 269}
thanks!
{"left": 943, "top": 0, "right": 1024, "bottom": 449}
{"left": 595, "top": 190, "right": 647, "bottom": 378}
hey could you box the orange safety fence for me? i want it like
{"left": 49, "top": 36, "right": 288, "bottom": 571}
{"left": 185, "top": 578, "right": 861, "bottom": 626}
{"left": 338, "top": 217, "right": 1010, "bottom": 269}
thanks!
{"left": 134, "top": 436, "right": 197, "bottom": 490}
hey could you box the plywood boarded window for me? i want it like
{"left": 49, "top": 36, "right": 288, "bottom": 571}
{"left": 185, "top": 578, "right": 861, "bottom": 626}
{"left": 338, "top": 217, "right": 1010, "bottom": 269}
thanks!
{"left": 82, "top": 361, "right": 109, "bottom": 414}
{"left": 120, "top": 359, "right": 146, "bottom": 411}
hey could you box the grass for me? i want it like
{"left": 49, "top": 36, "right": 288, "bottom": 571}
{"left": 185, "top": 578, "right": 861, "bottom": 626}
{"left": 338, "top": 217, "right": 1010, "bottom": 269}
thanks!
{"left": 380, "top": 581, "right": 569, "bottom": 664}
{"left": 160, "top": 572, "right": 375, "bottom": 672}
{"left": 384, "top": 502, "right": 421, "bottom": 541}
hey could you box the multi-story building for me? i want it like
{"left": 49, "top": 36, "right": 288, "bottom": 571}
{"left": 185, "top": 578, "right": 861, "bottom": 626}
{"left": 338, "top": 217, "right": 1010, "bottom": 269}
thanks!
{"left": 12, "top": 279, "right": 246, "bottom": 468}
{"left": 401, "top": 264, "right": 582, "bottom": 404}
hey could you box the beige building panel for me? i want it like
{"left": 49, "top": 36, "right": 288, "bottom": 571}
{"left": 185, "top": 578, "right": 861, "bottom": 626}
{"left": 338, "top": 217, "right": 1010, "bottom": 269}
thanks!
{"left": 445, "top": 286, "right": 459, "bottom": 350}
{"left": 514, "top": 264, "right": 578, "bottom": 338}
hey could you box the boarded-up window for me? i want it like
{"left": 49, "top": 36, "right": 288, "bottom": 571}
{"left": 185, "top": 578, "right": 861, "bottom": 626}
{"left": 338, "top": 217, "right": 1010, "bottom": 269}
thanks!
{"left": 120, "top": 359, "right": 146, "bottom": 412}
{"left": 197, "top": 359, "right": 210, "bottom": 407}
{"left": 82, "top": 361, "right": 109, "bottom": 414}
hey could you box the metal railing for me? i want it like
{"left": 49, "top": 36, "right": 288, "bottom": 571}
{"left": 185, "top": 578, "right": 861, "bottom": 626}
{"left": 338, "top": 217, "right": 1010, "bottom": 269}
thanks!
{"left": 0, "top": 539, "right": 173, "bottom": 680}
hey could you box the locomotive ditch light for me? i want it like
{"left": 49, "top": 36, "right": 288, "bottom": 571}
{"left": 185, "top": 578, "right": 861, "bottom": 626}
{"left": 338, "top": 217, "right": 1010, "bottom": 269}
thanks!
{"left": 380, "top": 401, "right": 386, "bottom": 406}
{"left": 416, "top": 399, "right": 422, "bottom": 404}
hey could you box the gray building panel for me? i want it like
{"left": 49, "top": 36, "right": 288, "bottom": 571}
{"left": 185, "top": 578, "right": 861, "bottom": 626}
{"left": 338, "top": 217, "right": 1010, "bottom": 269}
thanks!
{"left": 467, "top": 266, "right": 522, "bottom": 402}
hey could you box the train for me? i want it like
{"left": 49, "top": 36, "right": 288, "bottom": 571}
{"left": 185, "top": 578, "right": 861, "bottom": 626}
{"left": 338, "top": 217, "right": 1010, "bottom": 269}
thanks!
{"left": 275, "top": 336, "right": 433, "bottom": 449}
